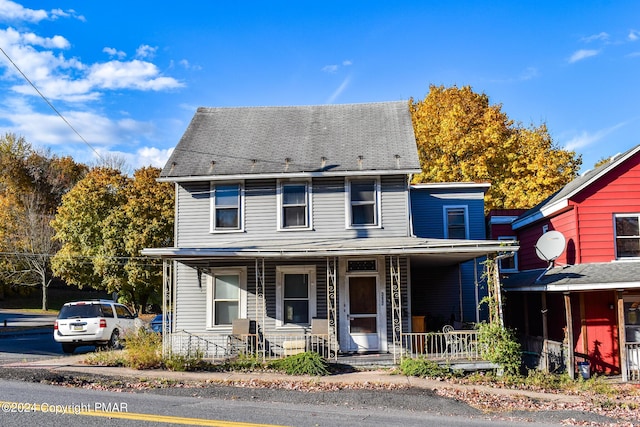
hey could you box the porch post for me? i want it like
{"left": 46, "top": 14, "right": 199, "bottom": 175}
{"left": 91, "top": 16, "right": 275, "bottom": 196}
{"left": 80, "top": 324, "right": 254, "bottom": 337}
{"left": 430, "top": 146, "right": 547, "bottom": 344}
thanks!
{"left": 617, "top": 290, "right": 628, "bottom": 382}
{"left": 326, "top": 257, "right": 338, "bottom": 361}
{"left": 563, "top": 292, "right": 575, "bottom": 380}
{"left": 390, "top": 256, "right": 402, "bottom": 363}
{"left": 541, "top": 292, "right": 549, "bottom": 372}
{"left": 162, "top": 259, "right": 173, "bottom": 358}
{"left": 255, "top": 258, "right": 265, "bottom": 361}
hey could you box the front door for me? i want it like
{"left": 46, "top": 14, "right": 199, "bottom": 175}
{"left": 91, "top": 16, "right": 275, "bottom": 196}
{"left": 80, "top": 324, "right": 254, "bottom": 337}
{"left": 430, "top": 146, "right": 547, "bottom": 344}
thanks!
{"left": 347, "top": 276, "right": 379, "bottom": 352}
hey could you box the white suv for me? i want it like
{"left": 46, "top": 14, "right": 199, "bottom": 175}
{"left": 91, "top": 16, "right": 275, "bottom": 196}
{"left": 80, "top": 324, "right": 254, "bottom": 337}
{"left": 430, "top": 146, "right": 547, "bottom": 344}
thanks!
{"left": 54, "top": 300, "right": 143, "bottom": 354}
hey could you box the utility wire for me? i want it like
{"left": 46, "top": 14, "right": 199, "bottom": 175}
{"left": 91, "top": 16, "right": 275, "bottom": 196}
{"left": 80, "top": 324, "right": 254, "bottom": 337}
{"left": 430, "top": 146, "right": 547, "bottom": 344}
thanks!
{"left": 0, "top": 47, "right": 104, "bottom": 162}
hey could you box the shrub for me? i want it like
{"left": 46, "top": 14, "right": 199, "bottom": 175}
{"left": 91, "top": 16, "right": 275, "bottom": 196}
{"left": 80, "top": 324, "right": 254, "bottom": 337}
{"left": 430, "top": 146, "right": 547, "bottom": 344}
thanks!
{"left": 163, "top": 349, "right": 205, "bottom": 371}
{"left": 268, "top": 352, "right": 329, "bottom": 376}
{"left": 122, "top": 329, "right": 163, "bottom": 369}
{"left": 399, "top": 357, "right": 450, "bottom": 378}
{"left": 477, "top": 322, "right": 522, "bottom": 376}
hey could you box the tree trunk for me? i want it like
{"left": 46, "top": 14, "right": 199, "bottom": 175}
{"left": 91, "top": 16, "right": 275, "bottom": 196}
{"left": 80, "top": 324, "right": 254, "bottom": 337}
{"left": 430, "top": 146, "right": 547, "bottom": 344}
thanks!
{"left": 41, "top": 274, "right": 48, "bottom": 311}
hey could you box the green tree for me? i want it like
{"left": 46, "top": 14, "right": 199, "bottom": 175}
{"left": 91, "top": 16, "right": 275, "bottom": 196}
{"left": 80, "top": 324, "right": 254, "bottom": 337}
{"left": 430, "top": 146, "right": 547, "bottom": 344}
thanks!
{"left": 410, "top": 85, "right": 582, "bottom": 211}
{"left": 51, "top": 166, "right": 174, "bottom": 313}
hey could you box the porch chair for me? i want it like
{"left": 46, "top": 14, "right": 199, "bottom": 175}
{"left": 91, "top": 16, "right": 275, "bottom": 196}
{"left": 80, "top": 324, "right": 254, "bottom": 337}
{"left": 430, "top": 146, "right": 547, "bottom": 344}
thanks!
{"left": 443, "top": 324, "right": 465, "bottom": 356}
{"left": 308, "top": 318, "right": 331, "bottom": 358}
{"left": 227, "top": 318, "right": 253, "bottom": 356}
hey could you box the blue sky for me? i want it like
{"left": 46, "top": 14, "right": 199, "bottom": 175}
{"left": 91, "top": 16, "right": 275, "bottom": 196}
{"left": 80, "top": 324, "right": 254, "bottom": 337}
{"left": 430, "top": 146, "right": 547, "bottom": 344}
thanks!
{"left": 1, "top": 1, "right": 640, "bottom": 173}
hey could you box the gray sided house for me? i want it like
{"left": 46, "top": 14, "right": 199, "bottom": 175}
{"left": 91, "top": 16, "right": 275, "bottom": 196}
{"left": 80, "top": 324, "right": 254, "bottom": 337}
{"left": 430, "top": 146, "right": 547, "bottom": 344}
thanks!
{"left": 143, "top": 101, "right": 517, "bottom": 361}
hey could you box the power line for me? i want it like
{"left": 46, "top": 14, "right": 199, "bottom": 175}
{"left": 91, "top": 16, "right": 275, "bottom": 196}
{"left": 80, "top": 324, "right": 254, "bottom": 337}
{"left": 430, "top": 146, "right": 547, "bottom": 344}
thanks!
{"left": 0, "top": 47, "right": 104, "bottom": 162}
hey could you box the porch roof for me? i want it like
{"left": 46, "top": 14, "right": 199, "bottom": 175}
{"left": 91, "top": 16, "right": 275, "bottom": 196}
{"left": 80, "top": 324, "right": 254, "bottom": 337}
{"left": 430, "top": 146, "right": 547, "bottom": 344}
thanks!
{"left": 502, "top": 262, "right": 640, "bottom": 292}
{"left": 142, "top": 236, "right": 517, "bottom": 266}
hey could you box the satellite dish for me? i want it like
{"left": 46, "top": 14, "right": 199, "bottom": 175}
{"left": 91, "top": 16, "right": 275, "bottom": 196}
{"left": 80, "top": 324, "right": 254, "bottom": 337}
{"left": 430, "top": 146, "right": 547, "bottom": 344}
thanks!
{"left": 535, "top": 230, "right": 566, "bottom": 262}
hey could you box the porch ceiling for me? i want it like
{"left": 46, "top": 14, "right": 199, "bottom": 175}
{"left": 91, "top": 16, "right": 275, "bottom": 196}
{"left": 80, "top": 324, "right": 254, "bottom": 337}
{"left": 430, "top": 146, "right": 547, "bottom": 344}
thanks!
{"left": 142, "top": 236, "right": 517, "bottom": 265}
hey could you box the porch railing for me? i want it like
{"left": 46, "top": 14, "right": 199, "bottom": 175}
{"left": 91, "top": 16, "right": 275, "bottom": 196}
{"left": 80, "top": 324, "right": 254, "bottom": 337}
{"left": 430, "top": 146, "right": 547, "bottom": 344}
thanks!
{"left": 167, "top": 331, "right": 336, "bottom": 361}
{"left": 400, "top": 330, "right": 481, "bottom": 360}
{"left": 626, "top": 342, "right": 640, "bottom": 382}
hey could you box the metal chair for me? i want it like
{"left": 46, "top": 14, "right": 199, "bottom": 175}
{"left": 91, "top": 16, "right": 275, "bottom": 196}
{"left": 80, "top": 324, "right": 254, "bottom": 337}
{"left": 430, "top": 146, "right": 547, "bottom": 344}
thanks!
{"left": 227, "top": 318, "right": 252, "bottom": 356}
{"left": 308, "top": 318, "right": 332, "bottom": 358}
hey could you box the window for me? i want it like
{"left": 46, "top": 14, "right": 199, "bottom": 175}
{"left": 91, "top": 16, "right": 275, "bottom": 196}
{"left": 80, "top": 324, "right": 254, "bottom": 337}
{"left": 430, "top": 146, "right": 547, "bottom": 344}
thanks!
{"left": 206, "top": 268, "right": 247, "bottom": 328}
{"left": 211, "top": 183, "right": 243, "bottom": 232}
{"left": 444, "top": 206, "right": 468, "bottom": 239}
{"left": 279, "top": 181, "right": 311, "bottom": 229}
{"left": 347, "top": 179, "right": 379, "bottom": 227}
{"left": 498, "top": 236, "right": 518, "bottom": 272}
{"left": 276, "top": 266, "right": 316, "bottom": 327}
{"left": 615, "top": 214, "right": 640, "bottom": 259}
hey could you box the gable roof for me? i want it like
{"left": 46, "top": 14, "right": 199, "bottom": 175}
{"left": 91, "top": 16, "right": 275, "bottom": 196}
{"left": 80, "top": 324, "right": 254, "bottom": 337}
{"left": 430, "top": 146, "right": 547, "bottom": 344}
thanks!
{"left": 160, "top": 101, "right": 421, "bottom": 182}
{"left": 512, "top": 143, "right": 640, "bottom": 230}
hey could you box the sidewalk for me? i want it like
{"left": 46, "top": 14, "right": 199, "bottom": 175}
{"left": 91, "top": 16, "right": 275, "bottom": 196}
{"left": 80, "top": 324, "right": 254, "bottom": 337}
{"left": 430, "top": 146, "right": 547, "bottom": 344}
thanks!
{"left": 4, "top": 353, "right": 587, "bottom": 405}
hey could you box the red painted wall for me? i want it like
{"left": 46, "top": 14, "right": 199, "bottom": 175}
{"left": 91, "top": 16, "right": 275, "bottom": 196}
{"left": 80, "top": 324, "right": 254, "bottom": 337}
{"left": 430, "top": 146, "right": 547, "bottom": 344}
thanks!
{"left": 515, "top": 151, "right": 640, "bottom": 267}
{"left": 572, "top": 291, "right": 620, "bottom": 374}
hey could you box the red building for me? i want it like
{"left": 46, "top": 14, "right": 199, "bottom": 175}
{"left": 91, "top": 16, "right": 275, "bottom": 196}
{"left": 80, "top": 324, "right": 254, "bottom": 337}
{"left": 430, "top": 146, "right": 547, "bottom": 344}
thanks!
{"left": 489, "top": 144, "right": 640, "bottom": 381}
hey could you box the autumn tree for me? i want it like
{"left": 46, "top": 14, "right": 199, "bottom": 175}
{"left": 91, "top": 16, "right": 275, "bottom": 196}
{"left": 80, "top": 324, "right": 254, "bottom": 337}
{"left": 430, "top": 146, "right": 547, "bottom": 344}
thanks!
{"left": 51, "top": 166, "right": 174, "bottom": 313}
{"left": 0, "top": 133, "right": 87, "bottom": 309}
{"left": 410, "top": 85, "right": 582, "bottom": 210}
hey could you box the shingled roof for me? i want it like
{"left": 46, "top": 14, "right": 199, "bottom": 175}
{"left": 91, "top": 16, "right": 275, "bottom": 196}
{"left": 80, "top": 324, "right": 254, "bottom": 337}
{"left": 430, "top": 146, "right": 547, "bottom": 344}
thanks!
{"left": 160, "top": 101, "right": 421, "bottom": 180}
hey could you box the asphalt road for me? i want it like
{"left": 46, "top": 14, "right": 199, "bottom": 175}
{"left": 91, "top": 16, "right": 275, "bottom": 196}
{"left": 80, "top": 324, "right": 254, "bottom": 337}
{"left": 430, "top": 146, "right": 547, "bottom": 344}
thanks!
{"left": 0, "top": 377, "right": 569, "bottom": 427}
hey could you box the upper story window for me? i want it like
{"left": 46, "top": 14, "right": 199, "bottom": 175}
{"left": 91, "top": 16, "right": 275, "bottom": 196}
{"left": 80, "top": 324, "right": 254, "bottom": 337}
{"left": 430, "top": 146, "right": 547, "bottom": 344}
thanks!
{"left": 211, "top": 183, "right": 243, "bottom": 232}
{"left": 444, "top": 206, "right": 469, "bottom": 239}
{"left": 206, "top": 267, "right": 247, "bottom": 328}
{"left": 615, "top": 214, "right": 640, "bottom": 259}
{"left": 347, "top": 178, "right": 380, "bottom": 227}
{"left": 278, "top": 181, "right": 311, "bottom": 230}
{"left": 276, "top": 266, "right": 316, "bottom": 327}
{"left": 498, "top": 236, "right": 518, "bottom": 272}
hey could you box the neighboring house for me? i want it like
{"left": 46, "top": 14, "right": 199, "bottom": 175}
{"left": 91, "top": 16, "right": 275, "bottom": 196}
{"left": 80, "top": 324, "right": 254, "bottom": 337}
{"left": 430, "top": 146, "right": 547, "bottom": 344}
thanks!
{"left": 143, "top": 101, "right": 516, "bottom": 361}
{"left": 492, "top": 144, "right": 640, "bottom": 381}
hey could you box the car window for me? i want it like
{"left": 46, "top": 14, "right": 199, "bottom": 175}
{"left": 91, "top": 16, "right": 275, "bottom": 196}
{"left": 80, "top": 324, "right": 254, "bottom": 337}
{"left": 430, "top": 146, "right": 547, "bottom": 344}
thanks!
{"left": 115, "top": 304, "right": 133, "bottom": 319}
{"left": 58, "top": 304, "right": 102, "bottom": 319}
{"left": 101, "top": 304, "right": 114, "bottom": 318}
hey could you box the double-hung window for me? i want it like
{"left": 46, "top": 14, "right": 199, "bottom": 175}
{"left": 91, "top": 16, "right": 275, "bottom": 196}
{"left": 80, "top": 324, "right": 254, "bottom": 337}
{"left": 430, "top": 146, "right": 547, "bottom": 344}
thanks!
{"left": 206, "top": 268, "right": 247, "bottom": 328}
{"left": 212, "top": 183, "right": 243, "bottom": 232}
{"left": 615, "top": 214, "right": 640, "bottom": 259}
{"left": 348, "top": 179, "right": 379, "bottom": 227}
{"left": 279, "top": 181, "right": 310, "bottom": 229}
{"left": 276, "top": 266, "right": 316, "bottom": 327}
{"left": 444, "top": 206, "right": 469, "bottom": 239}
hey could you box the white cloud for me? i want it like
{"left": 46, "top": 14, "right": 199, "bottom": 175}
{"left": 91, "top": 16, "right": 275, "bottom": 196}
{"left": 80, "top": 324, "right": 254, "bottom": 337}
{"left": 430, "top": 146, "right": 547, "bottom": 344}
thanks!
{"left": 0, "top": 0, "right": 82, "bottom": 23}
{"left": 0, "top": 0, "right": 47, "bottom": 22}
{"left": 88, "top": 60, "right": 184, "bottom": 91}
{"left": 135, "top": 44, "right": 157, "bottom": 59}
{"left": 103, "top": 47, "right": 126, "bottom": 59}
{"left": 322, "top": 64, "right": 339, "bottom": 73}
{"left": 563, "top": 122, "right": 628, "bottom": 151}
{"left": 568, "top": 49, "right": 599, "bottom": 63}
{"left": 322, "top": 60, "right": 353, "bottom": 74}
{"left": 581, "top": 32, "right": 609, "bottom": 43}
{"left": 133, "top": 146, "right": 174, "bottom": 169}
{"left": 629, "top": 30, "right": 640, "bottom": 41}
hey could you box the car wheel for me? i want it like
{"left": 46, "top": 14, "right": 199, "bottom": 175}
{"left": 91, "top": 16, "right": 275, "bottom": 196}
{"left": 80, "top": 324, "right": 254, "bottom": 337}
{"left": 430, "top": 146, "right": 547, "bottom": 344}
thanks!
{"left": 61, "top": 343, "right": 76, "bottom": 354}
{"left": 108, "top": 329, "right": 121, "bottom": 349}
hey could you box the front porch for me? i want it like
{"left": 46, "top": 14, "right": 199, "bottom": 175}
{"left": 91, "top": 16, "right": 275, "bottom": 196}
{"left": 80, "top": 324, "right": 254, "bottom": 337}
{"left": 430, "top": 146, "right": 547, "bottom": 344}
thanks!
{"left": 163, "top": 326, "right": 490, "bottom": 369}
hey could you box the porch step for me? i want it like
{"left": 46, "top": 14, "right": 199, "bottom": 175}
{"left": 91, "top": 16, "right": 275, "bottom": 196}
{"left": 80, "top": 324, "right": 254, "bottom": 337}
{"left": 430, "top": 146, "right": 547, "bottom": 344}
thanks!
{"left": 337, "top": 352, "right": 397, "bottom": 368}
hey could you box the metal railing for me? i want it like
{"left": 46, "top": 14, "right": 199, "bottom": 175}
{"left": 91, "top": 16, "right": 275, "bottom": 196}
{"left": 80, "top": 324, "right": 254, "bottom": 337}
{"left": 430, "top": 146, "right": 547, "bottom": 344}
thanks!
{"left": 400, "top": 330, "right": 481, "bottom": 360}
{"left": 167, "top": 331, "right": 336, "bottom": 361}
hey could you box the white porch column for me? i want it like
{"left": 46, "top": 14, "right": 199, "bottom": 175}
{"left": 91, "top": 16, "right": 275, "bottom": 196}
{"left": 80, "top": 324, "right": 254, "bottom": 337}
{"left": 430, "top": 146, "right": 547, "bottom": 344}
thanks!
{"left": 390, "top": 255, "right": 402, "bottom": 363}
